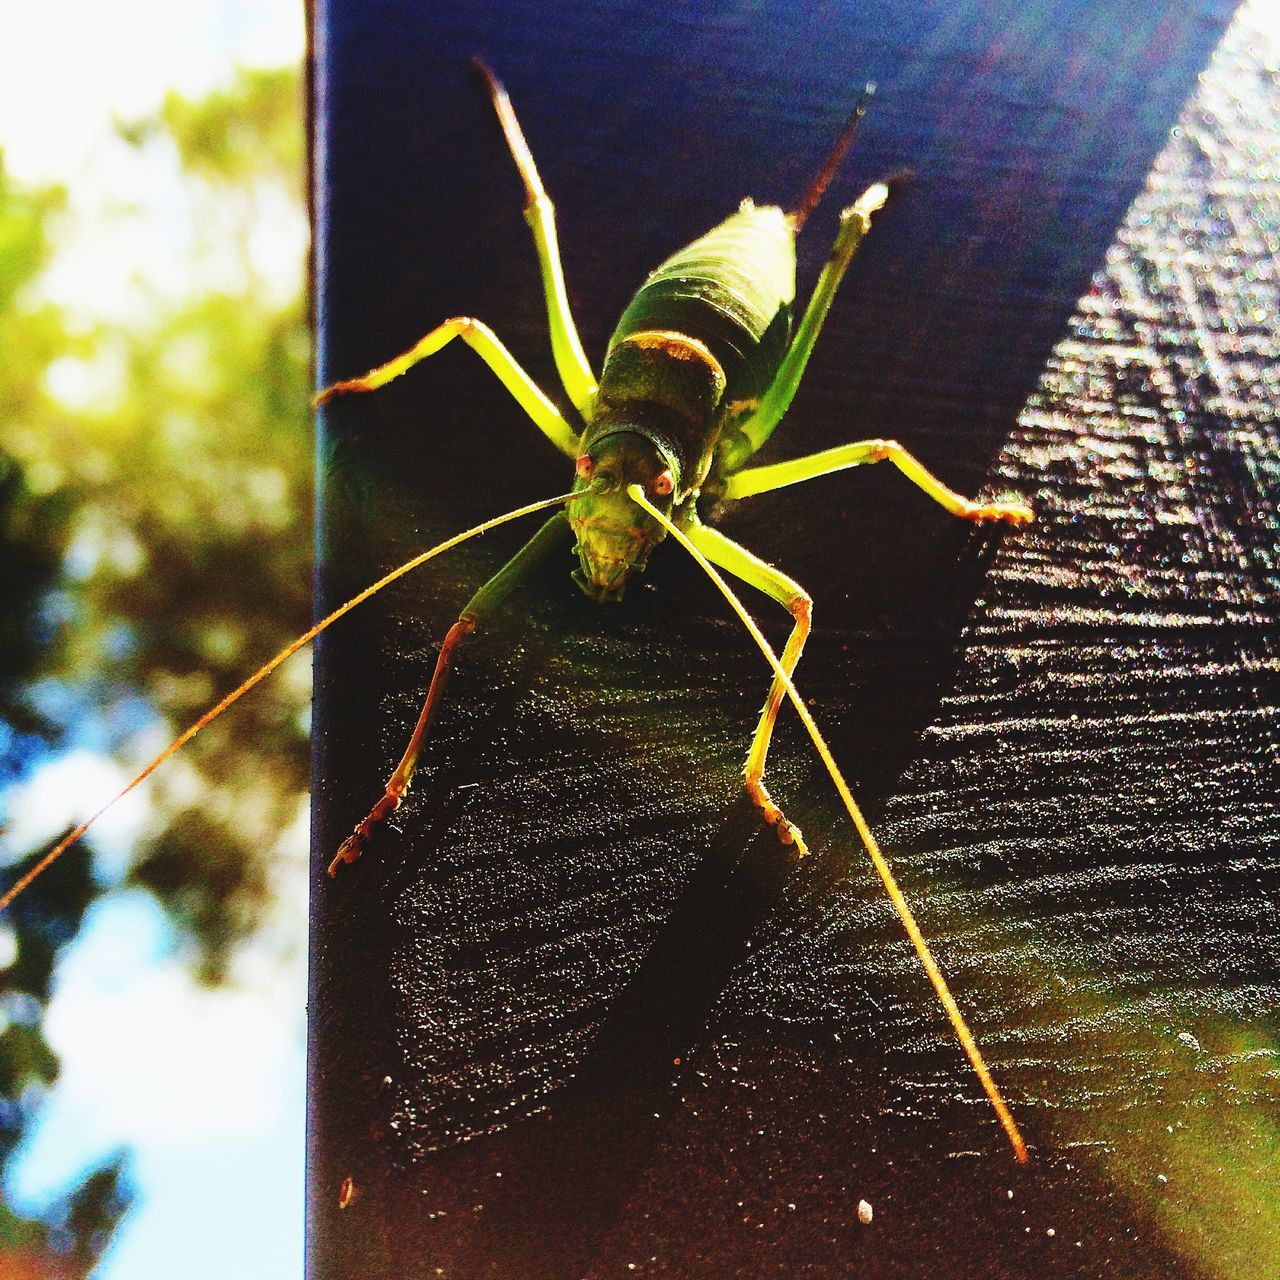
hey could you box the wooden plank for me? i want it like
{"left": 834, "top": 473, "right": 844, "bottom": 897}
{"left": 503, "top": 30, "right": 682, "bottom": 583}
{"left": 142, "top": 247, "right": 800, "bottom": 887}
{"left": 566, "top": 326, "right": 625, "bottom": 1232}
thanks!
{"left": 310, "top": 0, "right": 1269, "bottom": 1274}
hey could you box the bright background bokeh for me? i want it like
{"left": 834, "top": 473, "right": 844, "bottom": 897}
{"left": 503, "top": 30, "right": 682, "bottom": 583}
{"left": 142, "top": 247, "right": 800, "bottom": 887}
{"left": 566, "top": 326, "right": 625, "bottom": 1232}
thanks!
{"left": 0, "top": 2, "right": 310, "bottom": 1277}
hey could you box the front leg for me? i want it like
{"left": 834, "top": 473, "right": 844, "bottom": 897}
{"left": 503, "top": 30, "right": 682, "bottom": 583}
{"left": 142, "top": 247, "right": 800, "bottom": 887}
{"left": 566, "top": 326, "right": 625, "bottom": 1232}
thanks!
{"left": 683, "top": 522, "right": 812, "bottom": 856}
{"left": 329, "top": 616, "right": 476, "bottom": 876}
{"left": 630, "top": 487, "right": 1029, "bottom": 1162}
{"left": 330, "top": 512, "right": 573, "bottom": 875}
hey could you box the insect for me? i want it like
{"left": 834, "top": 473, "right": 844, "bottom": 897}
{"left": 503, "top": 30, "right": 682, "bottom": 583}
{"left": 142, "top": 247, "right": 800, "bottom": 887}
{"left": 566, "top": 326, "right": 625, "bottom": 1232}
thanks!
{"left": 2, "top": 61, "right": 1033, "bottom": 1161}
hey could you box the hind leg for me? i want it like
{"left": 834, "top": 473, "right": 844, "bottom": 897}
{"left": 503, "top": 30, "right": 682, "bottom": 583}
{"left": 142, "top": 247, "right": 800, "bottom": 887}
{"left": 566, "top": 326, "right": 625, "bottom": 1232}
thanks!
{"left": 473, "top": 59, "right": 598, "bottom": 415}
{"left": 719, "top": 182, "right": 890, "bottom": 473}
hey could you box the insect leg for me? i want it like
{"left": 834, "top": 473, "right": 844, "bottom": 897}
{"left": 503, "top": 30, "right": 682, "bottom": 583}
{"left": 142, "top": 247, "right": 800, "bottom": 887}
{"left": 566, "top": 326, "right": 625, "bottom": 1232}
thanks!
{"left": 682, "top": 520, "right": 812, "bottom": 855}
{"left": 0, "top": 490, "right": 575, "bottom": 912}
{"left": 329, "top": 510, "right": 573, "bottom": 876}
{"left": 720, "top": 182, "right": 890, "bottom": 472}
{"left": 472, "top": 59, "right": 598, "bottom": 416}
{"left": 722, "top": 438, "right": 1033, "bottom": 523}
{"left": 316, "top": 316, "right": 580, "bottom": 459}
{"left": 630, "top": 486, "right": 1029, "bottom": 1164}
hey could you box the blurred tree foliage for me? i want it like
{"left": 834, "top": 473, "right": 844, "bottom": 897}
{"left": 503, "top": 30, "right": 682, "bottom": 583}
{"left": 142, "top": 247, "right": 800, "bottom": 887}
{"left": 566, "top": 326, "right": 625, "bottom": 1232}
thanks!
{"left": 0, "top": 65, "right": 308, "bottom": 1272}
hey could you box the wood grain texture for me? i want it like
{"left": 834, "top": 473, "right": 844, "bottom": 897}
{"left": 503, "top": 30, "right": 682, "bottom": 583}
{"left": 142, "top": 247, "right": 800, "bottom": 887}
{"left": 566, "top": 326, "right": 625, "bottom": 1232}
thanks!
{"left": 309, "top": 0, "right": 1273, "bottom": 1275}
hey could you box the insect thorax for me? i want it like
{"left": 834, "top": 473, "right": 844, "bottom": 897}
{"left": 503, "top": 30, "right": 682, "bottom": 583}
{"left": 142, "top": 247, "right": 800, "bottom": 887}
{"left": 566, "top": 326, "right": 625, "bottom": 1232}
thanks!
{"left": 586, "top": 330, "right": 727, "bottom": 498}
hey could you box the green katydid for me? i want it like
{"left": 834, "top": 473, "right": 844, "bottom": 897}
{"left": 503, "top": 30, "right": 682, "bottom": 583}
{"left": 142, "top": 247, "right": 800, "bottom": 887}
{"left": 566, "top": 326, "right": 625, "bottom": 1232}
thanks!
{"left": 1, "top": 60, "right": 1032, "bottom": 1161}
{"left": 318, "top": 61, "right": 1031, "bottom": 1161}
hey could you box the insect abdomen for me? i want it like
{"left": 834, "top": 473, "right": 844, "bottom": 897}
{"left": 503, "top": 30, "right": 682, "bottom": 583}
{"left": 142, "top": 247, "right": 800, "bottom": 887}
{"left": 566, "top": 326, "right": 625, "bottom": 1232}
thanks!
{"left": 610, "top": 203, "right": 796, "bottom": 402}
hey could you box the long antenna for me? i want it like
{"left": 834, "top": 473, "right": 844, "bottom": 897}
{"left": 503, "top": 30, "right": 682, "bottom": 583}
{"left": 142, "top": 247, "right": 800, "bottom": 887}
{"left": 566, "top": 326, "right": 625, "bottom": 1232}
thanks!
{"left": 628, "top": 485, "right": 1028, "bottom": 1163}
{"left": 0, "top": 491, "right": 576, "bottom": 914}
{"left": 789, "top": 81, "right": 877, "bottom": 231}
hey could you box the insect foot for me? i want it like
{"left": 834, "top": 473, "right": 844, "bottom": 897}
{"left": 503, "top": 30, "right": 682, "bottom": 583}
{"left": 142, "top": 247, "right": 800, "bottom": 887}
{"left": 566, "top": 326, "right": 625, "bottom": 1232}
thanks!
{"left": 961, "top": 499, "right": 1035, "bottom": 525}
{"left": 745, "top": 778, "right": 810, "bottom": 858}
{"left": 328, "top": 791, "right": 402, "bottom": 877}
{"left": 776, "top": 817, "right": 809, "bottom": 858}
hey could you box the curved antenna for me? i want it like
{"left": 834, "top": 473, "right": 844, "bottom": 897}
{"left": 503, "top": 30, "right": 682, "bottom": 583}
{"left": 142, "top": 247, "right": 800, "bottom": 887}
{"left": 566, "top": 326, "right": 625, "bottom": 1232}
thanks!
{"left": 789, "top": 81, "right": 876, "bottom": 231}
{"left": 628, "top": 485, "right": 1028, "bottom": 1164}
{"left": 0, "top": 490, "right": 576, "bottom": 914}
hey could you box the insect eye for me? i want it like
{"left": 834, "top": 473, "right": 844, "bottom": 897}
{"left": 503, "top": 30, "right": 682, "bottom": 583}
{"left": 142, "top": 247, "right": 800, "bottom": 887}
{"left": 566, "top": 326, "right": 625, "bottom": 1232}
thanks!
{"left": 652, "top": 469, "right": 675, "bottom": 497}
{"left": 575, "top": 454, "right": 594, "bottom": 479}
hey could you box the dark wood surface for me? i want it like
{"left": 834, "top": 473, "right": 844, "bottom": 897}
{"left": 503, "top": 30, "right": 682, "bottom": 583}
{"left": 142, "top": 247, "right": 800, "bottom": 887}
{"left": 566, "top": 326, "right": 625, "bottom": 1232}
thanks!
{"left": 310, "top": 1, "right": 1276, "bottom": 1275}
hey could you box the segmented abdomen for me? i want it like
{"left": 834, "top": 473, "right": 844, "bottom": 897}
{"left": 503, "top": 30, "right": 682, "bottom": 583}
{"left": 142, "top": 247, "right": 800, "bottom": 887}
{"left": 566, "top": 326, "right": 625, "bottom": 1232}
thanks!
{"left": 610, "top": 203, "right": 796, "bottom": 402}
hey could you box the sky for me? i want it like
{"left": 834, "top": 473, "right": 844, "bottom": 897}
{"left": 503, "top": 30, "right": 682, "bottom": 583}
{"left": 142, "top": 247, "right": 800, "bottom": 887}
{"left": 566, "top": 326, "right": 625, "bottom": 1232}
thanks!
{"left": 0, "top": 2, "right": 309, "bottom": 1278}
